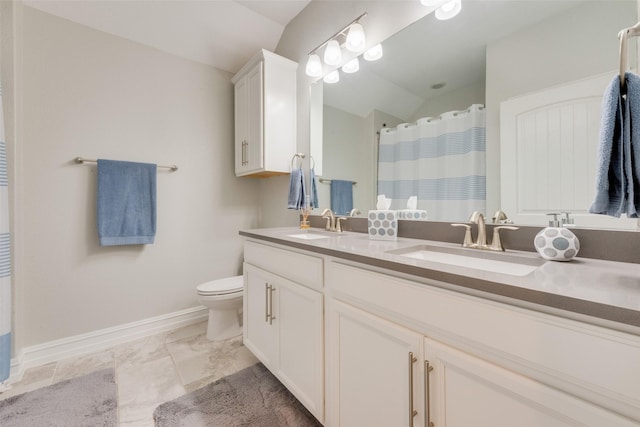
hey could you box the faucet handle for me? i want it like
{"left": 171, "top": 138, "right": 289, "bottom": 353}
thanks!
{"left": 336, "top": 217, "right": 347, "bottom": 232}
{"left": 451, "top": 223, "right": 474, "bottom": 248}
{"left": 489, "top": 225, "right": 519, "bottom": 251}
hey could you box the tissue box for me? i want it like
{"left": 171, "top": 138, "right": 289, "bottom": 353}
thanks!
{"left": 397, "top": 210, "right": 428, "bottom": 221}
{"left": 368, "top": 210, "right": 398, "bottom": 240}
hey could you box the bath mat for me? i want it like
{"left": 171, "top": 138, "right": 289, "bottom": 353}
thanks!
{"left": 153, "top": 363, "right": 322, "bottom": 427}
{"left": 0, "top": 368, "right": 117, "bottom": 426}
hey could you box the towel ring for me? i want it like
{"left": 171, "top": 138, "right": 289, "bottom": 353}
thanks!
{"left": 619, "top": 21, "right": 640, "bottom": 93}
{"left": 290, "top": 153, "right": 305, "bottom": 171}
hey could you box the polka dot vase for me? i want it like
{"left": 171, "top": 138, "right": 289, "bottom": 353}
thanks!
{"left": 534, "top": 227, "right": 580, "bottom": 261}
{"left": 368, "top": 210, "right": 398, "bottom": 241}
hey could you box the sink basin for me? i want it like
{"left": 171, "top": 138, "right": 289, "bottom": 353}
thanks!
{"left": 387, "top": 244, "right": 544, "bottom": 276}
{"left": 287, "top": 233, "right": 331, "bottom": 240}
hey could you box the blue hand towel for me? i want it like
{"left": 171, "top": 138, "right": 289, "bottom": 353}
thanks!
{"left": 589, "top": 75, "right": 625, "bottom": 217}
{"left": 330, "top": 180, "right": 353, "bottom": 216}
{"left": 97, "top": 159, "right": 157, "bottom": 246}
{"left": 310, "top": 168, "right": 319, "bottom": 208}
{"left": 624, "top": 72, "right": 640, "bottom": 217}
{"left": 590, "top": 72, "right": 640, "bottom": 217}
{"left": 287, "top": 167, "right": 306, "bottom": 210}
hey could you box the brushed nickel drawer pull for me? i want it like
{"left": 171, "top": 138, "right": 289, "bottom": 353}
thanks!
{"left": 409, "top": 352, "right": 418, "bottom": 426}
{"left": 425, "top": 360, "right": 434, "bottom": 427}
{"left": 264, "top": 283, "right": 270, "bottom": 323}
{"left": 269, "top": 286, "right": 276, "bottom": 325}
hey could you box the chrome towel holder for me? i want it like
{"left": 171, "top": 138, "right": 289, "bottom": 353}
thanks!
{"left": 75, "top": 157, "right": 178, "bottom": 172}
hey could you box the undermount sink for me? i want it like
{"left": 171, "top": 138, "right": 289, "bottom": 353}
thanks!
{"left": 287, "top": 232, "right": 331, "bottom": 240}
{"left": 387, "top": 244, "right": 544, "bottom": 276}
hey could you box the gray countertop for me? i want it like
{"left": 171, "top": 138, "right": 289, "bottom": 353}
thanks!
{"left": 240, "top": 227, "right": 640, "bottom": 334}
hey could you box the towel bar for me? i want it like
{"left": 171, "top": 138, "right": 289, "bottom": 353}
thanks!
{"left": 318, "top": 178, "right": 356, "bottom": 185}
{"left": 75, "top": 157, "right": 178, "bottom": 171}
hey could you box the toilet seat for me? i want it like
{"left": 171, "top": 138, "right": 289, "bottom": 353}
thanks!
{"left": 197, "top": 275, "right": 243, "bottom": 297}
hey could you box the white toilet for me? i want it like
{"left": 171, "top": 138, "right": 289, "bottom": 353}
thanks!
{"left": 196, "top": 275, "right": 244, "bottom": 341}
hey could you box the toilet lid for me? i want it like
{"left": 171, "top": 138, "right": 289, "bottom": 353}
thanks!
{"left": 197, "top": 275, "right": 243, "bottom": 296}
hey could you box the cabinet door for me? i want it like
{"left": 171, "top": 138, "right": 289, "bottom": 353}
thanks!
{"left": 243, "top": 264, "right": 276, "bottom": 367}
{"left": 235, "top": 62, "right": 263, "bottom": 176}
{"left": 327, "top": 300, "right": 424, "bottom": 427}
{"left": 424, "top": 337, "right": 637, "bottom": 427}
{"left": 275, "top": 277, "right": 324, "bottom": 422}
{"left": 234, "top": 74, "right": 248, "bottom": 175}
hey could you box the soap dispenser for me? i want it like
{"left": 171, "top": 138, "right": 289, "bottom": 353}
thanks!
{"left": 534, "top": 213, "right": 580, "bottom": 261}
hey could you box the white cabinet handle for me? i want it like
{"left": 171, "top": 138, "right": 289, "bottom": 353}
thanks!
{"left": 425, "top": 360, "right": 434, "bottom": 427}
{"left": 409, "top": 352, "right": 418, "bottom": 426}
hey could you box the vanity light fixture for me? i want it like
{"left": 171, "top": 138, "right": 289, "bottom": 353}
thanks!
{"left": 305, "top": 53, "right": 323, "bottom": 78}
{"left": 324, "top": 70, "right": 340, "bottom": 84}
{"left": 324, "top": 39, "right": 342, "bottom": 66}
{"left": 342, "top": 57, "right": 360, "bottom": 74}
{"left": 305, "top": 12, "right": 368, "bottom": 77}
{"left": 420, "top": 0, "right": 463, "bottom": 21}
{"left": 363, "top": 43, "right": 383, "bottom": 61}
{"left": 436, "top": 0, "right": 462, "bottom": 20}
{"left": 345, "top": 22, "right": 366, "bottom": 53}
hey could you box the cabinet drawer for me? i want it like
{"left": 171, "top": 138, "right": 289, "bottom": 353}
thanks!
{"left": 327, "top": 261, "right": 640, "bottom": 421}
{"left": 244, "top": 241, "right": 323, "bottom": 290}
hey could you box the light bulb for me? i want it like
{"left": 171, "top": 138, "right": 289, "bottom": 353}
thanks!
{"left": 435, "top": 0, "right": 462, "bottom": 20}
{"left": 323, "top": 70, "right": 340, "bottom": 84}
{"left": 346, "top": 23, "right": 366, "bottom": 53}
{"left": 324, "top": 40, "right": 342, "bottom": 66}
{"left": 305, "top": 53, "right": 322, "bottom": 78}
{"left": 342, "top": 57, "right": 360, "bottom": 74}
{"left": 363, "top": 44, "right": 383, "bottom": 61}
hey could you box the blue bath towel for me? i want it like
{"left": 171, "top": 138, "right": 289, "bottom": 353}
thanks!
{"left": 287, "top": 167, "right": 306, "bottom": 210}
{"left": 310, "top": 168, "right": 319, "bottom": 208}
{"left": 330, "top": 180, "right": 353, "bottom": 216}
{"left": 97, "top": 159, "right": 157, "bottom": 246}
{"left": 590, "top": 72, "right": 640, "bottom": 217}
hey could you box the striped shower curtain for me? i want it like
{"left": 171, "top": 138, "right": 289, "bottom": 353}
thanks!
{"left": 377, "top": 104, "right": 486, "bottom": 222}
{"left": 0, "top": 80, "right": 10, "bottom": 383}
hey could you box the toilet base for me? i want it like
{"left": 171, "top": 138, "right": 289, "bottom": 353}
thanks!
{"left": 206, "top": 307, "right": 242, "bottom": 341}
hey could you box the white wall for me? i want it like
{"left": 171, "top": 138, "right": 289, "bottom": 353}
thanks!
{"left": 409, "top": 80, "right": 485, "bottom": 122}
{"left": 15, "top": 6, "right": 261, "bottom": 348}
{"left": 485, "top": 0, "right": 637, "bottom": 216}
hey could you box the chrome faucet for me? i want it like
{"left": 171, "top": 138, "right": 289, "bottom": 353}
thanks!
{"left": 452, "top": 211, "right": 519, "bottom": 251}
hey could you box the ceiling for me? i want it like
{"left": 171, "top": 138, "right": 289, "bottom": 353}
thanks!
{"left": 324, "top": 0, "right": 586, "bottom": 120}
{"left": 24, "top": 0, "right": 312, "bottom": 74}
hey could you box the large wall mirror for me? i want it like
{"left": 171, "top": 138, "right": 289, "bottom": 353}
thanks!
{"left": 310, "top": 0, "right": 639, "bottom": 229}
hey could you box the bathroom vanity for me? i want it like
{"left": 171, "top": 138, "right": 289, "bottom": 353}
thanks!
{"left": 240, "top": 227, "right": 640, "bottom": 427}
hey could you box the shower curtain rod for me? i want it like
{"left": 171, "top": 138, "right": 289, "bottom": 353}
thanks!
{"left": 75, "top": 157, "right": 178, "bottom": 171}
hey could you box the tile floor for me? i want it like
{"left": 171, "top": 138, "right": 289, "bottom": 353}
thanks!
{"left": 0, "top": 321, "right": 258, "bottom": 426}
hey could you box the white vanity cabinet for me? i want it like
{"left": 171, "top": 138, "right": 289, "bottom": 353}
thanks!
{"left": 243, "top": 241, "right": 324, "bottom": 422}
{"left": 326, "top": 260, "right": 640, "bottom": 427}
{"left": 326, "top": 299, "right": 425, "bottom": 427}
{"left": 232, "top": 49, "right": 297, "bottom": 177}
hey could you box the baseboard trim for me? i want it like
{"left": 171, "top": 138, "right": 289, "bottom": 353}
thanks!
{"left": 11, "top": 306, "right": 208, "bottom": 378}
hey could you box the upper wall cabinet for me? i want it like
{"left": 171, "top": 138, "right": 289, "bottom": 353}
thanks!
{"left": 232, "top": 50, "right": 298, "bottom": 177}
